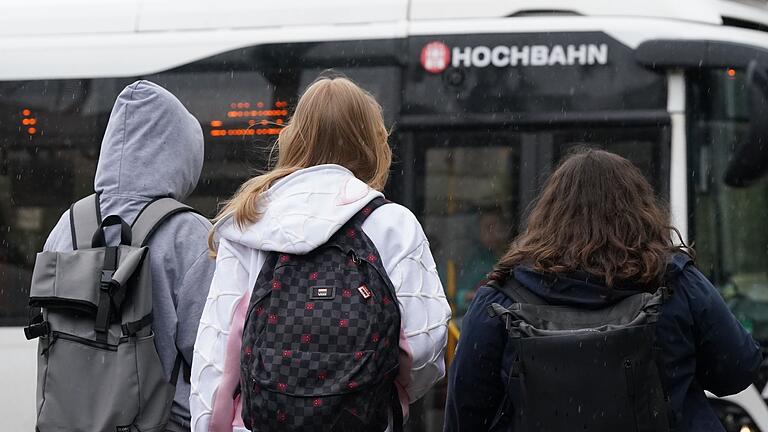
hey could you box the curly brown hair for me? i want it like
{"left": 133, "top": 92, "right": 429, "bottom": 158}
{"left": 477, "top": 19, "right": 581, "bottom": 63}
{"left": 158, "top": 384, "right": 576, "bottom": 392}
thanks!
{"left": 489, "top": 147, "right": 689, "bottom": 287}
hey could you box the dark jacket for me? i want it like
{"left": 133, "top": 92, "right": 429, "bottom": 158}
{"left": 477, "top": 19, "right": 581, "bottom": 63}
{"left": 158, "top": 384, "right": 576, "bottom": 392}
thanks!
{"left": 445, "top": 254, "right": 762, "bottom": 432}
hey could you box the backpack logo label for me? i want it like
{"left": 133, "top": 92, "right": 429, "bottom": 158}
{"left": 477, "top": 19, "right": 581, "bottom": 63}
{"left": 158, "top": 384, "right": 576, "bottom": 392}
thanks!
{"left": 310, "top": 286, "right": 335, "bottom": 300}
{"left": 357, "top": 285, "right": 373, "bottom": 300}
{"left": 116, "top": 426, "right": 131, "bottom": 432}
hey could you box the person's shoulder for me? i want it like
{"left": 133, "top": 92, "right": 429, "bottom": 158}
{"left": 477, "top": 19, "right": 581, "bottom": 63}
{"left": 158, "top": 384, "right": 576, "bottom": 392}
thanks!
{"left": 665, "top": 253, "right": 720, "bottom": 305}
{"left": 178, "top": 210, "right": 213, "bottom": 231}
{"left": 43, "top": 209, "right": 74, "bottom": 252}
{"left": 372, "top": 201, "right": 420, "bottom": 225}
{"left": 364, "top": 201, "right": 426, "bottom": 244}
{"left": 473, "top": 284, "right": 515, "bottom": 309}
{"left": 461, "top": 284, "right": 513, "bottom": 334}
{"left": 148, "top": 208, "right": 212, "bottom": 251}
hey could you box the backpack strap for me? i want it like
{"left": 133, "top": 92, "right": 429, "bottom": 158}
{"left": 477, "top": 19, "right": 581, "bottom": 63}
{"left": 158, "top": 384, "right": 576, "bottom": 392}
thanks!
{"left": 346, "top": 196, "right": 404, "bottom": 430}
{"left": 69, "top": 193, "right": 103, "bottom": 250}
{"left": 347, "top": 196, "right": 391, "bottom": 226}
{"left": 130, "top": 197, "right": 200, "bottom": 247}
{"left": 487, "top": 277, "right": 547, "bottom": 305}
{"left": 129, "top": 197, "right": 200, "bottom": 381}
{"left": 170, "top": 350, "right": 191, "bottom": 386}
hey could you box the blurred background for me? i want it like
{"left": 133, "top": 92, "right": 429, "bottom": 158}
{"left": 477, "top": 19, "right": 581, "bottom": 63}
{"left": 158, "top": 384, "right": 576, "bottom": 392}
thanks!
{"left": 3, "top": 0, "right": 768, "bottom": 430}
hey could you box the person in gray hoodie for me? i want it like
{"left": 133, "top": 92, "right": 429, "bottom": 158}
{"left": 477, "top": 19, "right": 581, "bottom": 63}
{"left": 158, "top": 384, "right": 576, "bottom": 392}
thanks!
{"left": 43, "top": 80, "right": 215, "bottom": 431}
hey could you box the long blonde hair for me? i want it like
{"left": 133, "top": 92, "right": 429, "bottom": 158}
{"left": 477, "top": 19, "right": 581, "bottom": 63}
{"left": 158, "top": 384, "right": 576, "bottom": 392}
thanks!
{"left": 208, "top": 75, "right": 392, "bottom": 254}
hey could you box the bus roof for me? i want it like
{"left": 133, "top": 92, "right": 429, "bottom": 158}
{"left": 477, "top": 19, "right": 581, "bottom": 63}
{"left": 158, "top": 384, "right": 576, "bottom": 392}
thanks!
{"left": 1, "top": 0, "right": 768, "bottom": 37}
{"left": 3, "top": 1, "right": 768, "bottom": 80}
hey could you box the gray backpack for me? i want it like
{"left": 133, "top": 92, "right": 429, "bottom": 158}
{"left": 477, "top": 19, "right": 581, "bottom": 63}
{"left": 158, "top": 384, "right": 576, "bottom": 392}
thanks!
{"left": 24, "top": 194, "right": 197, "bottom": 432}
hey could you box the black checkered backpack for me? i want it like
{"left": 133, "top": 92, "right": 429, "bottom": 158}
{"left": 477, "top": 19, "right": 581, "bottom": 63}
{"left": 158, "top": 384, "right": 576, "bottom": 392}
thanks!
{"left": 240, "top": 197, "right": 403, "bottom": 431}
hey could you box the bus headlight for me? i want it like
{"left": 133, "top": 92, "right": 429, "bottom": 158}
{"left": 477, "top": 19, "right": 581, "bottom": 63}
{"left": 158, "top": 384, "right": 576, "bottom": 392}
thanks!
{"left": 711, "top": 399, "right": 761, "bottom": 432}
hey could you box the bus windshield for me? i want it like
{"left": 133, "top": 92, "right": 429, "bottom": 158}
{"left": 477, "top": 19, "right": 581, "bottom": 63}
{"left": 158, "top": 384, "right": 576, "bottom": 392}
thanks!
{"left": 689, "top": 68, "right": 768, "bottom": 342}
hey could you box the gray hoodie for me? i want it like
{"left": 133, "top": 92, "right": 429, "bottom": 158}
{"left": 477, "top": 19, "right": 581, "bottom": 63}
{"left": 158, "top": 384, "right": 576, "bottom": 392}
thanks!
{"left": 43, "top": 80, "right": 215, "bottom": 426}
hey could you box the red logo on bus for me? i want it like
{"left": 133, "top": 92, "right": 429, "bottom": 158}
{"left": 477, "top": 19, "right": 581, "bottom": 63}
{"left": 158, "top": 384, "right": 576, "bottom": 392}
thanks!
{"left": 421, "top": 41, "right": 451, "bottom": 74}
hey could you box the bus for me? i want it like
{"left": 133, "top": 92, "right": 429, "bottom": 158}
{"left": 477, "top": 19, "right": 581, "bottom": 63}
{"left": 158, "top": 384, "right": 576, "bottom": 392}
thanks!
{"left": 3, "top": 0, "right": 768, "bottom": 430}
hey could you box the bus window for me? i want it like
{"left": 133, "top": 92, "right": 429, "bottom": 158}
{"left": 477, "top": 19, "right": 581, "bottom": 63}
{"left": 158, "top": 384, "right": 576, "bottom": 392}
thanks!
{"left": 688, "top": 69, "right": 768, "bottom": 341}
{"left": 0, "top": 42, "right": 403, "bottom": 326}
{"left": 147, "top": 44, "right": 401, "bottom": 213}
{"left": 145, "top": 69, "right": 279, "bottom": 215}
{"left": 0, "top": 78, "right": 132, "bottom": 325}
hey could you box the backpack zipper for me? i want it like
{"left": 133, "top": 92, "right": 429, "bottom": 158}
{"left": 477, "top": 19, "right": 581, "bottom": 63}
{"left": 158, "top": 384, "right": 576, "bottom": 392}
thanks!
{"left": 625, "top": 359, "right": 640, "bottom": 432}
{"left": 50, "top": 331, "right": 118, "bottom": 352}
{"left": 624, "top": 359, "right": 635, "bottom": 396}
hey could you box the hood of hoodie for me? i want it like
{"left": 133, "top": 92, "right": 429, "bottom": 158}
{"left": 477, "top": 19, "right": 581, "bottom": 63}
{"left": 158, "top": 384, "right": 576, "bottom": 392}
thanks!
{"left": 513, "top": 253, "right": 692, "bottom": 308}
{"left": 217, "top": 164, "right": 383, "bottom": 255}
{"left": 94, "top": 80, "right": 204, "bottom": 203}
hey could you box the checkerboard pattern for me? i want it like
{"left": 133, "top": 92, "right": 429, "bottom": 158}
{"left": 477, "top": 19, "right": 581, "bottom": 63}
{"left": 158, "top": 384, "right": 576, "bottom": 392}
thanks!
{"left": 241, "top": 198, "right": 401, "bottom": 431}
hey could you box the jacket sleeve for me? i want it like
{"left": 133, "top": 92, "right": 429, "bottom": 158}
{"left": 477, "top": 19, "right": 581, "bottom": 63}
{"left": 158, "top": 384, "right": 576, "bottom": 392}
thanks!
{"left": 444, "top": 289, "right": 507, "bottom": 431}
{"left": 686, "top": 266, "right": 763, "bottom": 396}
{"left": 363, "top": 204, "right": 452, "bottom": 412}
{"left": 389, "top": 239, "right": 452, "bottom": 403}
{"left": 176, "top": 248, "right": 216, "bottom": 375}
{"left": 42, "top": 211, "right": 73, "bottom": 252}
{"left": 190, "top": 239, "right": 251, "bottom": 432}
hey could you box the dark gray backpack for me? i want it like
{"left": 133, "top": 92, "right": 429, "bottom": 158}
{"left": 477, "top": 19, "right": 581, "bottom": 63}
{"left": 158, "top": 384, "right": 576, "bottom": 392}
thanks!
{"left": 487, "top": 278, "right": 672, "bottom": 432}
{"left": 239, "top": 197, "right": 403, "bottom": 432}
{"left": 25, "top": 194, "right": 196, "bottom": 432}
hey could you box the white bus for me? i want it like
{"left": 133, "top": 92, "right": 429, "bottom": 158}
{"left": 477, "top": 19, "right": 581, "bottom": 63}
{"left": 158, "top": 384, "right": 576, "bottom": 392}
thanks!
{"left": 2, "top": 0, "right": 768, "bottom": 430}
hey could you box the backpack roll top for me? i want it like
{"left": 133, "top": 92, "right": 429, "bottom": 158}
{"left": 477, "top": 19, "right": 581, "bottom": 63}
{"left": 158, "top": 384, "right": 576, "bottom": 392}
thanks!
{"left": 488, "top": 280, "right": 672, "bottom": 432}
{"left": 28, "top": 245, "right": 151, "bottom": 343}
{"left": 26, "top": 194, "right": 197, "bottom": 432}
{"left": 240, "top": 197, "right": 403, "bottom": 432}
{"left": 488, "top": 287, "right": 666, "bottom": 337}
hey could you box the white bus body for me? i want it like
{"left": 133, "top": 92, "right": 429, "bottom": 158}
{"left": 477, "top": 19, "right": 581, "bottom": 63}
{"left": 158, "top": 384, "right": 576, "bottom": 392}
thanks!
{"left": 2, "top": 1, "right": 768, "bottom": 430}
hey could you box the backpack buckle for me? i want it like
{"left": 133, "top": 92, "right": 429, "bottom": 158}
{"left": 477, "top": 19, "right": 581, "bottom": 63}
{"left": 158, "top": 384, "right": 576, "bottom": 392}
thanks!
{"left": 95, "top": 269, "right": 116, "bottom": 342}
{"left": 100, "top": 270, "right": 115, "bottom": 290}
{"left": 24, "top": 320, "right": 50, "bottom": 340}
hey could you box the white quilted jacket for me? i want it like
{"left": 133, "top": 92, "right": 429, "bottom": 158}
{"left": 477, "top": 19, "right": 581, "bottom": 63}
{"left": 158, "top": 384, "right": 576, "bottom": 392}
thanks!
{"left": 190, "top": 164, "right": 452, "bottom": 432}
